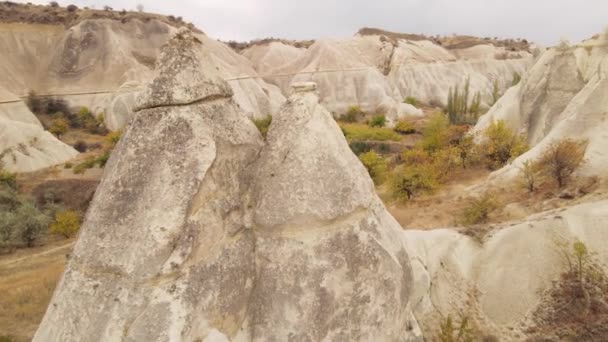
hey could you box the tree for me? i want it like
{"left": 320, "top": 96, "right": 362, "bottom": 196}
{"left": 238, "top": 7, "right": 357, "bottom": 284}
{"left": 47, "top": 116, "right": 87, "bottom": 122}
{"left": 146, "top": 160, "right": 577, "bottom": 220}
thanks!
{"left": 136, "top": 3, "right": 144, "bottom": 12}
{"left": 359, "top": 151, "right": 387, "bottom": 184}
{"left": 49, "top": 210, "right": 81, "bottom": 238}
{"left": 49, "top": 118, "right": 69, "bottom": 137}
{"left": 537, "top": 139, "right": 586, "bottom": 188}
{"left": 0, "top": 211, "right": 16, "bottom": 248}
{"left": 432, "top": 146, "right": 461, "bottom": 181}
{"left": 519, "top": 160, "right": 541, "bottom": 193}
{"left": 14, "top": 202, "right": 50, "bottom": 247}
{"left": 420, "top": 113, "right": 449, "bottom": 154}
{"left": 391, "top": 165, "right": 438, "bottom": 201}
{"left": 481, "top": 120, "right": 528, "bottom": 170}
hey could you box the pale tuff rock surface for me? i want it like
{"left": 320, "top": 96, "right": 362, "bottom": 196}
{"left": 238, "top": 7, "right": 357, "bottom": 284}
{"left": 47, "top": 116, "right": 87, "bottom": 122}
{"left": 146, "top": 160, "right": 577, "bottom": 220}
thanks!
{"left": 0, "top": 19, "right": 284, "bottom": 130}
{"left": 35, "top": 30, "right": 422, "bottom": 342}
{"left": 0, "top": 86, "right": 78, "bottom": 172}
{"left": 403, "top": 199, "right": 608, "bottom": 340}
{"left": 242, "top": 35, "right": 532, "bottom": 121}
{"left": 473, "top": 34, "right": 608, "bottom": 182}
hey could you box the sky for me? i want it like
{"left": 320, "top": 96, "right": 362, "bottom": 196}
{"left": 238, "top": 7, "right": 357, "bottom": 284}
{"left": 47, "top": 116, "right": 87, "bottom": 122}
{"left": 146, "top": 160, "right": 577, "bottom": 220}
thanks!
{"left": 17, "top": 0, "right": 608, "bottom": 46}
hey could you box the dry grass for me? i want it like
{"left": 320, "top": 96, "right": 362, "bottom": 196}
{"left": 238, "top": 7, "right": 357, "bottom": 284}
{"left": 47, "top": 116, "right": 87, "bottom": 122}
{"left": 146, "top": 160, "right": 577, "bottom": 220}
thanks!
{"left": 0, "top": 240, "right": 73, "bottom": 341}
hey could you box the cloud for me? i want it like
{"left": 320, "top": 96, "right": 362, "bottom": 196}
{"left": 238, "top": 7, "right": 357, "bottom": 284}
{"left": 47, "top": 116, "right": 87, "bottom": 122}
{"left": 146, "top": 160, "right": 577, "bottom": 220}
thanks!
{"left": 14, "top": 0, "right": 608, "bottom": 45}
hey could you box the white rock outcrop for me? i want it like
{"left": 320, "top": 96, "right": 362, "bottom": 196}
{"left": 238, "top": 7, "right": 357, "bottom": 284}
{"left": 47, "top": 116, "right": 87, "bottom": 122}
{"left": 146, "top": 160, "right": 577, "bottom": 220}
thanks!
{"left": 472, "top": 34, "right": 608, "bottom": 182}
{"left": 34, "top": 30, "right": 422, "bottom": 342}
{"left": 0, "top": 86, "right": 77, "bottom": 172}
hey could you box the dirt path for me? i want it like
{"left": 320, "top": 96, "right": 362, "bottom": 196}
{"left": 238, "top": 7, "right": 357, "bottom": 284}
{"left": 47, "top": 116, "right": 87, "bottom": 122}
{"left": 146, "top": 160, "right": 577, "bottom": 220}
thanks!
{"left": 0, "top": 241, "right": 74, "bottom": 267}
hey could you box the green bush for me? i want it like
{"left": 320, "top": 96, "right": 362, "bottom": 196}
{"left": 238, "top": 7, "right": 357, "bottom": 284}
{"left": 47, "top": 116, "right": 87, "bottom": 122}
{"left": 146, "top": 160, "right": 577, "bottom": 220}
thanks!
{"left": 481, "top": 120, "right": 528, "bottom": 170}
{"left": 401, "top": 148, "right": 432, "bottom": 166}
{"left": 76, "top": 107, "right": 107, "bottom": 134}
{"left": 252, "top": 115, "right": 272, "bottom": 139}
{"left": 391, "top": 165, "right": 438, "bottom": 201}
{"left": 432, "top": 146, "right": 461, "bottom": 181}
{"left": 0, "top": 170, "right": 17, "bottom": 190}
{"left": 49, "top": 210, "right": 80, "bottom": 238}
{"left": 420, "top": 113, "right": 450, "bottom": 154}
{"left": 105, "top": 130, "right": 122, "bottom": 147}
{"left": 349, "top": 141, "right": 372, "bottom": 156}
{"left": 519, "top": 160, "right": 541, "bottom": 192}
{"left": 342, "top": 105, "right": 363, "bottom": 123}
{"left": 459, "top": 192, "right": 499, "bottom": 226}
{"left": 368, "top": 115, "right": 386, "bottom": 128}
{"left": 393, "top": 120, "right": 416, "bottom": 135}
{"left": 537, "top": 139, "right": 586, "bottom": 188}
{"left": 359, "top": 151, "right": 387, "bottom": 184}
{"left": 340, "top": 123, "right": 402, "bottom": 142}
{"left": 0, "top": 190, "right": 51, "bottom": 249}
{"left": 404, "top": 97, "right": 419, "bottom": 107}
{"left": 49, "top": 118, "right": 69, "bottom": 137}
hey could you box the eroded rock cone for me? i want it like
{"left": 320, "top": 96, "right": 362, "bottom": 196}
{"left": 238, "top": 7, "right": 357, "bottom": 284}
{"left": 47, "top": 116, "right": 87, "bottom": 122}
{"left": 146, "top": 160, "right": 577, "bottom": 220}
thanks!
{"left": 34, "top": 28, "right": 264, "bottom": 341}
{"left": 35, "top": 30, "right": 421, "bottom": 341}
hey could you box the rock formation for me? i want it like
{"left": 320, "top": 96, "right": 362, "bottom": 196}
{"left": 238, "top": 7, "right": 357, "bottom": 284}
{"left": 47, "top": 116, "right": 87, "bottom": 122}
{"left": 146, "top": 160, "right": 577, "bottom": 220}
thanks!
{"left": 34, "top": 30, "right": 422, "bottom": 342}
{"left": 242, "top": 32, "right": 533, "bottom": 123}
{"left": 472, "top": 33, "right": 608, "bottom": 182}
{"left": 0, "top": 86, "right": 77, "bottom": 172}
{"left": 0, "top": 7, "right": 284, "bottom": 131}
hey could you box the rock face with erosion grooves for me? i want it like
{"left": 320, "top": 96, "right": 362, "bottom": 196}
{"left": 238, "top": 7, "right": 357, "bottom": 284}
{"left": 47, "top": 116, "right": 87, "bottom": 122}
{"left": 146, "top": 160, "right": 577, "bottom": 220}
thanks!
{"left": 472, "top": 33, "right": 608, "bottom": 183}
{"left": 0, "top": 86, "right": 78, "bottom": 172}
{"left": 34, "top": 29, "right": 422, "bottom": 342}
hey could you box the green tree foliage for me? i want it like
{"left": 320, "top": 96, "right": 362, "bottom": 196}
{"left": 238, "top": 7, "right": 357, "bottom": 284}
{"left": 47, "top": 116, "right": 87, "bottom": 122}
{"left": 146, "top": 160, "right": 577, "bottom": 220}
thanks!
{"left": 537, "top": 139, "right": 586, "bottom": 188}
{"left": 49, "top": 210, "right": 81, "bottom": 238}
{"left": 342, "top": 105, "right": 363, "bottom": 123}
{"left": 391, "top": 165, "right": 438, "bottom": 201}
{"left": 404, "top": 96, "right": 419, "bottom": 107}
{"left": 0, "top": 185, "right": 51, "bottom": 250}
{"left": 420, "top": 113, "right": 450, "bottom": 154}
{"left": 446, "top": 78, "right": 484, "bottom": 125}
{"left": 481, "top": 120, "right": 528, "bottom": 170}
{"left": 459, "top": 192, "right": 499, "bottom": 226}
{"left": 48, "top": 118, "right": 69, "bottom": 137}
{"left": 340, "top": 123, "right": 402, "bottom": 142}
{"left": 359, "top": 151, "right": 387, "bottom": 184}
{"left": 393, "top": 120, "right": 416, "bottom": 134}
{"left": 105, "top": 130, "right": 122, "bottom": 147}
{"left": 519, "top": 160, "right": 541, "bottom": 193}
{"left": 432, "top": 146, "right": 461, "bottom": 181}
{"left": 252, "top": 115, "right": 272, "bottom": 139}
{"left": 369, "top": 115, "right": 386, "bottom": 128}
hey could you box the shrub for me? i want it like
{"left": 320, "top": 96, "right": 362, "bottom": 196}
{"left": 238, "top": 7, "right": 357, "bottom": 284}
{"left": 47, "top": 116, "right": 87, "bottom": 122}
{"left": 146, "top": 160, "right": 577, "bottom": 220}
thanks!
{"left": 439, "top": 315, "right": 475, "bottom": 342}
{"left": 0, "top": 170, "right": 17, "bottom": 190}
{"left": 359, "top": 151, "right": 387, "bottom": 184}
{"left": 404, "top": 97, "right": 419, "bottom": 107}
{"left": 49, "top": 210, "right": 80, "bottom": 238}
{"left": 349, "top": 141, "right": 372, "bottom": 156}
{"left": 459, "top": 192, "right": 499, "bottom": 226}
{"left": 420, "top": 113, "right": 449, "bottom": 154}
{"left": 369, "top": 115, "right": 386, "bottom": 128}
{"left": 481, "top": 120, "right": 528, "bottom": 170}
{"left": 432, "top": 146, "right": 461, "bottom": 181}
{"left": 401, "top": 148, "right": 432, "bottom": 166}
{"left": 340, "top": 123, "right": 401, "bottom": 142}
{"left": 537, "top": 139, "right": 586, "bottom": 188}
{"left": 95, "top": 152, "right": 110, "bottom": 168}
{"left": 491, "top": 79, "right": 501, "bottom": 106}
{"left": 252, "top": 115, "right": 272, "bottom": 139}
{"left": 49, "top": 118, "right": 69, "bottom": 137}
{"left": 342, "top": 105, "right": 363, "bottom": 123}
{"left": 66, "top": 4, "right": 78, "bottom": 11}
{"left": 105, "top": 131, "right": 122, "bottom": 147}
{"left": 64, "top": 162, "right": 73, "bottom": 169}
{"left": 519, "top": 160, "right": 541, "bottom": 192}
{"left": 49, "top": 1, "right": 59, "bottom": 7}
{"left": 393, "top": 120, "right": 416, "bottom": 135}
{"left": 14, "top": 201, "right": 51, "bottom": 247}
{"left": 455, "top": 135, "right": 477, "bottom": 168}
{"left": 76, "top": 107, "right": 107, "bottom": 134}
{"left": 73, "top": 140, "right": 88, "bottom": 153}
{"left": 391, "top": 165, "right": 438, "bottom": 201}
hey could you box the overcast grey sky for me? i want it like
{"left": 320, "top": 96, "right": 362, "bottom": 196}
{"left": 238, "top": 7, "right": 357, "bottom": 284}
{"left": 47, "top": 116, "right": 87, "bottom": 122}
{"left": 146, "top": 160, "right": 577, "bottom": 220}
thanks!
{"left": 19, "top": 0, "right": 608, "bottom": 45}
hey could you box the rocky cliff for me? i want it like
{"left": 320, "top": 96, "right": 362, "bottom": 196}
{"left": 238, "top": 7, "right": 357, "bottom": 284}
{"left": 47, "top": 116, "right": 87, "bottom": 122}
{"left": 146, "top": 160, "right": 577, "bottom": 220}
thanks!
{"left": 34, "top": 30, "right": 422, "bottom": 342}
